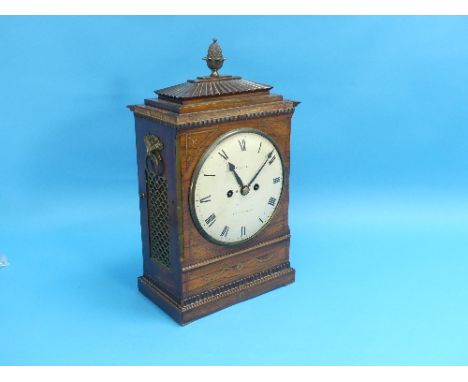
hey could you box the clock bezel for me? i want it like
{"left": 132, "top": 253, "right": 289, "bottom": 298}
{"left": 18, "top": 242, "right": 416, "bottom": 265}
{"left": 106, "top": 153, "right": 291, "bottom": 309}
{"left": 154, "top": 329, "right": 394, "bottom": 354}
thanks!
{"left": 189, "top": 127, "right": 285, "bottom": 247}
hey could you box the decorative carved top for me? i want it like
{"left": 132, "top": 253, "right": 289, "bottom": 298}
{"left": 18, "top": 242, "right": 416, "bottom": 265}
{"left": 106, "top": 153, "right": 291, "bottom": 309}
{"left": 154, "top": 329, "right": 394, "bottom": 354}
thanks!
{"left": 203, "top": 38, "right": 225, "bottom": 77}
{"left": 155, "top": 38, "right": 272, "bottom": 100}
{"left": 156, "top": 76, "right": 272, "bottom": 100}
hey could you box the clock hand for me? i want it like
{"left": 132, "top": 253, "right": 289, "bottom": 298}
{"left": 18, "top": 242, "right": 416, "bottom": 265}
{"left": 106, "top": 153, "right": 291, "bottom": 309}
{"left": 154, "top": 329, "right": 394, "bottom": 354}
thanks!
{"left": 247, "top": 149, "right": 274, "bottom": 187}
{"left": 228, "top": 162, "right": 245, "bottom": 189}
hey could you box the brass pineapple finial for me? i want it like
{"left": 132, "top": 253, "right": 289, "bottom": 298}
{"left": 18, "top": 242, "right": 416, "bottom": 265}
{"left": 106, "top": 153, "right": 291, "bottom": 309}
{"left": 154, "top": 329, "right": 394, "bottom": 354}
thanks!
{"left": 203, "top": 38, "right": 225, "bottom": 77}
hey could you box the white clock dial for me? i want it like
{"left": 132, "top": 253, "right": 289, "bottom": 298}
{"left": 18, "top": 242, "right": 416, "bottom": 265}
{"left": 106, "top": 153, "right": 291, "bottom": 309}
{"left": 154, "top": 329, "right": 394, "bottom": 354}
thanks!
{"left": 190, "top": 128, "right": 284, "bottom": 246}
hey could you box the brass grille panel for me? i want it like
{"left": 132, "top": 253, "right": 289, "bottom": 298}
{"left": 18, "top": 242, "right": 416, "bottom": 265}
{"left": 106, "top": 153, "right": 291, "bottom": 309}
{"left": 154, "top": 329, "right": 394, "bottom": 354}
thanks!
{"left": 146, "top": 170, "right": 171, "bottom": 269}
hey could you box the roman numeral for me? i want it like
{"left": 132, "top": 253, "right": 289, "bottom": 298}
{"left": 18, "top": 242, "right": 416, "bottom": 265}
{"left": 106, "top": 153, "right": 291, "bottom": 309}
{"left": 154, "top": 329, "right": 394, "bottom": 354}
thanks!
{"left": 204, "top": 174, "right": 216, "bottom": 177}
{"left": 238, "top": 139, "right": 246, "bottom": 152}
{"left": 220, "top": 225, "right": 230, "bottom": 237}
{"left": 257, "top": 142, "right": 262, "bottom": 153}
{"left": 268, "top": 155, "right": 276, "bottom": 165}
{"left": 273, "top": 177, "right": 281, "bottom": 184}
{"left": 205, "top": 213, "right": 216, "bottom": 227}
{"left": 241, "top": 226, "right": 246, "bottom": 237}
{"left": 259, "top": 217, "right": 264, "bottom": 223}
{"left": 218, "top": 149, "right": 229, "bottom": 160}
{"left": 268, "top": 197, "right": 277, "bottom": 206}
{"left": 199, "top": 195, "right": 211, "bottom": 203}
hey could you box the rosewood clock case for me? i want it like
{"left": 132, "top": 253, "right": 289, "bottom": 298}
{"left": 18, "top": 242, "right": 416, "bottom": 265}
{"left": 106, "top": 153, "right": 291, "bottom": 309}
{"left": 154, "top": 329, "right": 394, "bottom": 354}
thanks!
{"left": 128, "top": 41, "right": 299, "bottom": 324}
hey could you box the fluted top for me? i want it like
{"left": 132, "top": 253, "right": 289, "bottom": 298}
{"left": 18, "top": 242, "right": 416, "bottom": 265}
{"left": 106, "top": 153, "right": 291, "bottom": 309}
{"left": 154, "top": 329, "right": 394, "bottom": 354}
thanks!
{"left": 156, "top": 75, "right": 272, "bottom": 100}
{"left": 154, "top": 39, "right": 273, "bottom": 100}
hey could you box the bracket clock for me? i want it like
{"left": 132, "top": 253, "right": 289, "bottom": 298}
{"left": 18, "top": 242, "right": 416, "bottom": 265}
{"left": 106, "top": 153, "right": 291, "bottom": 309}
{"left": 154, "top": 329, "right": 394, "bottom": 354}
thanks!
{"left": 129, "top": 39, "right": 300, "bottom": 324}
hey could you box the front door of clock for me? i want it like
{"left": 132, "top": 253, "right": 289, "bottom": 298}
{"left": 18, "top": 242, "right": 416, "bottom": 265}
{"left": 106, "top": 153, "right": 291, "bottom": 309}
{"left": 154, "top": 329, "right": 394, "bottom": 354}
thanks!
{"left": 190, "top": 129, "right": 284, "bottom": 246}
{"left": 129, "top": 39, "right": 299, "bottom": 324}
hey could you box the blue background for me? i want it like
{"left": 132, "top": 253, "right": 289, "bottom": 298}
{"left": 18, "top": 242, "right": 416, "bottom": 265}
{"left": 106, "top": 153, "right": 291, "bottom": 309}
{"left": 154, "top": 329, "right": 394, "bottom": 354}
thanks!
{"left": 1, "top": 16, "right": 468, "bottom": 365}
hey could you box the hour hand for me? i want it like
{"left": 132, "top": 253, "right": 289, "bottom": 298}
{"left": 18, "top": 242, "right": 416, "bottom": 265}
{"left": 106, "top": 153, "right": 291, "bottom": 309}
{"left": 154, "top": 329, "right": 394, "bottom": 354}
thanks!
{"left": 228, "top": 162, "right": 244, "bottom": 188}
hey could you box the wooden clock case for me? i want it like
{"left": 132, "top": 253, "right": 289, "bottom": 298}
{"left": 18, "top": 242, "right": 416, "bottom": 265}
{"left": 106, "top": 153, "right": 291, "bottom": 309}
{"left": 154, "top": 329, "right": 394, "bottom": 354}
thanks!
{"left": 129, "top": 66, "right": 299, "bottom": 325}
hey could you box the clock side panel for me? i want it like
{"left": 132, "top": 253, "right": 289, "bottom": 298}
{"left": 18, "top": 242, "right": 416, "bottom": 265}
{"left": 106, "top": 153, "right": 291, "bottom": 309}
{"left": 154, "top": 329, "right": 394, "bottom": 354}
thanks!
{"left": 134, "top": 116, "right": 182, "bottom": 300}
{"left": 177, "top": 114, "right": 292, "bottom": 295}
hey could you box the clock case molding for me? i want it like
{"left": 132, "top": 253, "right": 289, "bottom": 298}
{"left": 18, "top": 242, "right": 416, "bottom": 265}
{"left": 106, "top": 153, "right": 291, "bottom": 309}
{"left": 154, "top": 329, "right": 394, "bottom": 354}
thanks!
{"left": 129, "top": 66, "right": 299, "bottom": 325}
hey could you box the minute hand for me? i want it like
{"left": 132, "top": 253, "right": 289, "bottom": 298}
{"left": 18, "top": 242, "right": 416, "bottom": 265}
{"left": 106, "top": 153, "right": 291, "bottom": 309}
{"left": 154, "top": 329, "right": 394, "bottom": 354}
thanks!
{"left": 247, "top": 150, "right": 274, "bottom": 187}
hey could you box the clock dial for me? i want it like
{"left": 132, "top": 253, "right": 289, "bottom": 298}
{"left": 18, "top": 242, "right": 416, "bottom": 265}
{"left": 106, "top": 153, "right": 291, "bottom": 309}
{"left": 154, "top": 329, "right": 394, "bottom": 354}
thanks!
{"left": 190, "top": 129, "right": 284, "bottom": 245}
